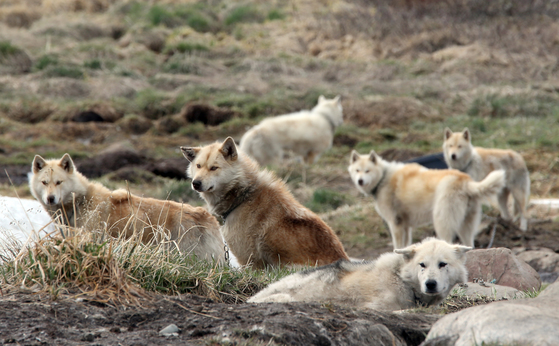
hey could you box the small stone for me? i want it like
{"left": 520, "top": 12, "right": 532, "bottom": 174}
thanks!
{"left": 81, "top": 333, "right": 95, "bottom": 342}
{"left": 159, "top": 324, "right": 180, "bottom": 336}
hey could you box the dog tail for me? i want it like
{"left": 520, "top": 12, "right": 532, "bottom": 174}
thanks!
{"left": 466, "top": 169, "right": 506, "bottom": 198}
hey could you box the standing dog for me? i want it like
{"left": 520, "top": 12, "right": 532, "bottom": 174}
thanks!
{"left": 248, "top": 238, "right": 471, "bottom": 311}
{"left": 348, "top": 150, "right": 505, "bottom": 248}
{"left": 443, "top": 128, "right": 530, "bottom": 230}
{"left": 181, "top": 137, "right": 349, "bottom": 269}
{"left": 30, "top": 154, "right": 224, "bottom": 262}
{"left": 240, "top": 95, "right": 343, "bottom": 166}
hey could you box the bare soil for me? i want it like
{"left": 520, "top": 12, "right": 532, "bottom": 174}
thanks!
{"left": 0, "top": 291, "right": 438, "bottom": 346}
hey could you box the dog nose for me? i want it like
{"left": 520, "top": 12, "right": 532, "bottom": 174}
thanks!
{"left": 47, "top": 195, "right": 55, "bottom": 204}
{"left": 358, "top": 179, "right": 364, "bottom": 186}
{"left": 192, "top": 180, "right": 202, "bottom": 191}
{"left": 451, "top": 154, "right": 457, "bottom": 160}
{"left": 425, "top": 280, "right": 437, "bottom": 292}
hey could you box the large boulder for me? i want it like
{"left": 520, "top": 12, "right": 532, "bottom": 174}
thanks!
{"left": 465, "top": 248, "right": 541, "bottom": 291}
{"left": 423, "top": 281, "right": 559, "bottom": 346}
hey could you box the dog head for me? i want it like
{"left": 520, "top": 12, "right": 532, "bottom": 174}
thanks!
{"left": 443, "top": 127, "right": 473, "bottom": 169}
{"left": 348, "top": 150, "right": 384, "bottom": 195}
{"left": 396, "top": 238, "right": 471, "bottom": 303}
{"left": 30, "top": 153, "right": 78, "bottom": 207}
{"left": 181, "top": 137, "right": 239, "bottom": 194}
{"left": 313, "top": 95, "right": 344, "bottom": 127}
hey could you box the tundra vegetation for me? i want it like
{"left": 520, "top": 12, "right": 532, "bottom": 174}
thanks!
{"left": 0, "top": 0, "right": 558, "bottom": 344}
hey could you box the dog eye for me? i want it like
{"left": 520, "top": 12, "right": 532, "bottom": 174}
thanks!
{"left": 365, "top": 170, "right": 370, "bottom": 173}
{"left": 196, "top": 164, "right": 201, "bottom": 169}
{"left": 356, "top": 169, "right": 360, "bottom": 173}
{"left": 55, "top": 181, "right": 62, "bottom": 186}
{"left": 42, "top": 181, "right": 48, "bottom": 186}
{"left": 439, "top": 262, "right": 447, "bottom": 268}
{"left": 210, "top": 166, "right": 218, "bottom": 171}
{"left": 419, "top": 262, "right": 425, "bottom": 268}
{"left": 457, "top": 145, "right": 462, "bottom": 149}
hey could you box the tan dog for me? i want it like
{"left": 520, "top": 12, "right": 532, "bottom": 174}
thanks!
{"left": 348, "top": 150, "right": 506, "bottom": 248}
{"left": 443, "top": 128, "right": 530, "bottom": 230}
{"left": 181, "top": 137, "right": 349, "bottom": 269}
{"left": 248, "top": 238, "right": 471, "bottom": 311}
{"left": 239, "top": 95, "right": 343, "bottom": 166}
{"left": 30, "top": 154, "right": 224, "bottom": 262}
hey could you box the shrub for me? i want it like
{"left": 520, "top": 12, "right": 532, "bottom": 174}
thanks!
{"left": 83, "top": 59, "right": 102, "bottom": 69}
{"left": 267, "top": 9, "right": 285, "bottom": 21}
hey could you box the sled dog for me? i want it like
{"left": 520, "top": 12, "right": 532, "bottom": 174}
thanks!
{"left": 239, "top": 95, "right": 343, "bottom": 166}
{"left": 181, "top": 137, "right": 349, "bottom": 269}
{"left": 348, "top": 150, "right": 506, "bottom": 248}
{"left": 443, "top": 128, "right": 530, "bottom": 230}
{"left": 248, "top": 238, "right": 471, "bottom": 311}
{"left": 30, "top": 154, "right": 224, "bottom": 262}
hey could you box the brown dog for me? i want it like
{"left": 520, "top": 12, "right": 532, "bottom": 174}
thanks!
{"left": 181, "top": 137, "right": 349, "bottom": 268}
{"left": 30, "top": 153, "right": 224, "bottom": 262}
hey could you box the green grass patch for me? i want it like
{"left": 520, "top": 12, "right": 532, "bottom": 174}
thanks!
{"left": 306, "top": 188, "right": 349, "bottom": 213}
{"left": 0, "top": 41, "right": 20, "bottom": 57}
{"left": 225, "top": 5, "right": 263, "bottom": 27}
{"left": 34, "top": 54, "right": 58, "bottom": 71}
{"left": 267, "top": 9, "right": 285, "bottom": 21}
{"left": 83, "top": 59, "right": 102, "bottom": 70}
{"left": 165, "top": 42, "right": 209, "bottom": 54}
{"left": 43, "top": 65, "right": 85, "bottom": 79}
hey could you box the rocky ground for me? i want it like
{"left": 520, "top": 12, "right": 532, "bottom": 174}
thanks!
{"left": 1, "top": 0, "right": 559, "bottom": 345}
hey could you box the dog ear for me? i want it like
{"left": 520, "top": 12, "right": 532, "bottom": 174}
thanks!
{"left": 350, "top": 150, "right": 360, "bottom": 164}
{"left": 394, "top": 245, "right": 416, "bottom": 261}
{"left": 318, "top": 95, "right": 326, "bottom": 103}
{"left": 444, "top": 127, "right": 453, "bottom": 140}
{"left": 453, "top": 244, "right": 473, "bottom": 261}
{"left": 32, "top": 155, "right": 47, "bottom": 174}
{"left": 462, "top": 128, "right": 470, "bottom": 142}
{"left": 180, "top": 147, "right": 200, "bottom": 162}
{"left": 220, "top": 137, "right": 238, "bottom": 161}
{"left": 59, "top": 153, "right": 75, "bottom": 173}
{"left": 368, "top": 150, "right": 378, "bottom": 164}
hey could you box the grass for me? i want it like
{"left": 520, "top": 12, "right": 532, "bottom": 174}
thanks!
{"left": 34, "top": 54, "right": 58, "bottom": 71}
{"left": 165, "top": 42, "right": 209, "bottom": 55}
{"left": 0, "top": 214, "right": 295, "bottom": 305}
{"left": 224, "top": 5, "right": 263, "bottom": 27}
{"left": 43, "top": 65, "right": 85, "bottom": 79}
{"left": 0, "top": 41, "right": 20, "bottom": 56}
{"left": 306, "top": 188, "right": 349, "bottom": 213}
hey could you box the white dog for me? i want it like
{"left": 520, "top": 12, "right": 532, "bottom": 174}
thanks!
{"left": 348, "top": 150, "right": 505, "bottom": 248}
{"left": 240, "top": 95, "right": 343, "bottom": 166}
{"left": 443, "top": 128, "right": 530, "bottom": 230}
{"left": 248, "top": 238, "right": 471, "bottom": 311}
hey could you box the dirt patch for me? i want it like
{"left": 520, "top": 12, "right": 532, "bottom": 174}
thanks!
{"left": 76, "top": 150, "right": 146, "bottom": 178}
{"left": 182, "top": 103, "right": 239, "bottom": 126}
{"left": 476, "top": 218, "right": 559, "bottom": 252}
{"left": 0, "top": 291, "right": 439, "bottom": 346}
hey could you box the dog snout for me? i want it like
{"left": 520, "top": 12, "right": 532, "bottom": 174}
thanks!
{"left": 192, "top": 180, "right": 203, "bottom": 191}
{"left": 451, "top": 153, "right": 457, "bottom": 160}
{"left": 358, "top": 178, "right": 364, "bottom": 186}
{"left": 425, "top": 279, "right": 438, "bottom": 293}
{"left": 46, "top": 195, "right": 55, "bottom": 205}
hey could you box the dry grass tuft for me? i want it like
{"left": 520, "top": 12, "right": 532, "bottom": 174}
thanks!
{"left": 0, "top": 210, "right": 283, "bottom": 306}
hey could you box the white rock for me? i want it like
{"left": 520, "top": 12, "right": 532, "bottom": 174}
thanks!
{"left": 159, "top": 324, "right": 180, "bottom": 336}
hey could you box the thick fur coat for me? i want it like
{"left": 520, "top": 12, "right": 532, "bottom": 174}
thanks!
{"left": 248, "top": 238, "right": 471, "bottom": 311}
{"left": 181, "top": 137, "right": 349, "bottom": 269}
{"left": 239, "top": 95, "right": 343, "bottom": 165}
{"left": 443, "top": 128, "right": 530, "bottom": 230}
{"left": 30, "top": 154, "right": 224, "bottom": 262}
{"left": 348, "top": 150, "right": 506, "bottom": 248}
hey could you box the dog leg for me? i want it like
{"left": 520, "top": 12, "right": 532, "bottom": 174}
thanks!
{"left": 497, "top": 188, "right": 512, "bottom": 221}
{"left": 511, "top": 187, "right": 528, "bottom": 231}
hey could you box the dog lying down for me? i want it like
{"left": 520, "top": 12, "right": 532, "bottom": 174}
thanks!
{"left": 248, "top": 238, "right": 471, "bottom": 311}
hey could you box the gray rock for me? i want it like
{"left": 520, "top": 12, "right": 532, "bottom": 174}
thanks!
{"left": 454, "top": 282, "right": 525, "bottom": 300}
{"left": 465, "top": 248, "right": 541, "bottom": 291}
{"left": 516, "top": 250, "right": 559, "bottom": 273}
{"left": 423, "top": 281, "right": 559, "bottom": 346}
